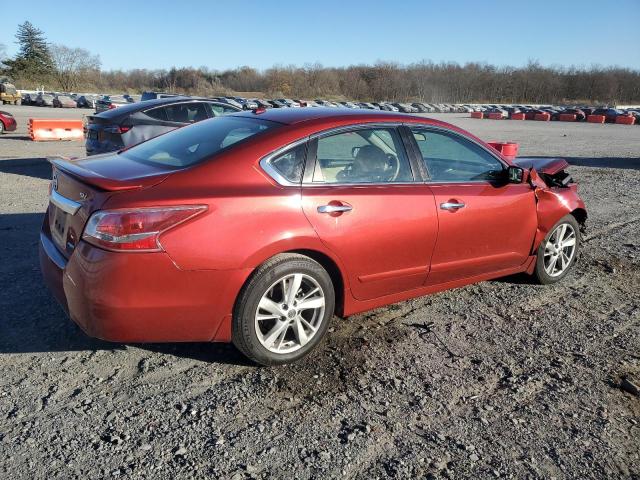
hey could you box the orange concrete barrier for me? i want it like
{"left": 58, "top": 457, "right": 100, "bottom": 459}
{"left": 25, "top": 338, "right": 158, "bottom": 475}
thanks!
{"left": 615, "top": 115, "right": 636, "bottom": 125}
{"left": 28, "top": 118, "right": 84, "bottom": 141}
{"left": 559, "top": 113, "right": 577, "bottom": 122}
{"left": 470, "top": 111, "right": 483, "bottom": 119}
{"left": 487, "top": 112, "right": 503, "bottom": 120}
{"left": 510, "top": 113, "right": 526, "bottom": 120}
{"left": 534, "top": 113, "right": 551, "bottom": 121}
{"left": 587, "top": 115, "right": 605, "bottom": 124}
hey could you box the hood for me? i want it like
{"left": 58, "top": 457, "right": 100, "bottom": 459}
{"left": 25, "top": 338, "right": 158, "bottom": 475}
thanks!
{"left": 512, "top": 157, "right": 569, "bottom": 175}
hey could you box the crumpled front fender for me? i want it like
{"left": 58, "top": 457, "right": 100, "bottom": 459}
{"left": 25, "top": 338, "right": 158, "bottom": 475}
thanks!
{"left": 529, "top": 169, "right": 587, "bottom": 253}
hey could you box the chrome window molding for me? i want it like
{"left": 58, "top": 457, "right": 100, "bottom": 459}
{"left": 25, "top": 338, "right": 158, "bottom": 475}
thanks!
{"left": 259, "top": 137, "right": 309, "bottom": 187}
{"left": 259, "top": 121, "right": 508, "bottom": 188}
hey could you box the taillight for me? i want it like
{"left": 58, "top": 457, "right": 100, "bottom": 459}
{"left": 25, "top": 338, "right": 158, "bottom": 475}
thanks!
{"left": 104, "top": 125, "right": 132, "bottom": 134}
{"left": 108, "top": 103, "right": 117, "bottom": 109}
{"left": 82, "top": 206, "right": 207, "bottom": 252}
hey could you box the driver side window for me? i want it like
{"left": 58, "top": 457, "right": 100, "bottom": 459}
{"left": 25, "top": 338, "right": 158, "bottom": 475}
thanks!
{"left": 411, "top": 128, "right": 504, "bottom": 182}
{"left": 313, "top": 128, "right": 413, "bottom": 184}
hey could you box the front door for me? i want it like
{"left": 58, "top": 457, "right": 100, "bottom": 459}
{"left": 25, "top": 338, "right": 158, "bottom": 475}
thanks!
{"left": 407, "top": 126, "right": 537, "bottom": 285}
{"left": 301, "top": 126, "right": 438, "bottom": 300}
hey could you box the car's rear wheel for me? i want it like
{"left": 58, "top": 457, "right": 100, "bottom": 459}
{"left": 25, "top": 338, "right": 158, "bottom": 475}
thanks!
{"left": 533, "top": 214, "right": 581, "bottom": 284}
{"left": 232, "top": 254, "right": 335, "bottom": 366}
{"left": 0, "top": 122, "right": 4, "bottom": 134}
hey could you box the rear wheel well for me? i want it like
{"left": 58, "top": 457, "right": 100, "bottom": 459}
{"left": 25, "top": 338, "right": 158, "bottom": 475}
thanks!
{"left": 570, "top": 208, "right": 587, "bottom": 231}
{"left": 286, "top": 249, "right": 345, "bottom": 317}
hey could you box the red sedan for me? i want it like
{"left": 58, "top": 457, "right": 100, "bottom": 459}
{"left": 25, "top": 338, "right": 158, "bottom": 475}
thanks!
{"left": 40, "top": 108, "right": 586, "bottom": 365}
{"left": 0, "top": 110, "right": 17, "bottom": 134}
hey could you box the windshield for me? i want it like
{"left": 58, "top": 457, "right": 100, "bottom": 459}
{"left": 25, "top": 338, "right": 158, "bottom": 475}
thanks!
{"left": 121, "top": 116, "right": 280, "bottom": 168}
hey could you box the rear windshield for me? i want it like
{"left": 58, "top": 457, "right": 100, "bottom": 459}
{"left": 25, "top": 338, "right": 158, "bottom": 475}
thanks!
{"left": 120, "top": 116, "right": 279, "bottom": 168}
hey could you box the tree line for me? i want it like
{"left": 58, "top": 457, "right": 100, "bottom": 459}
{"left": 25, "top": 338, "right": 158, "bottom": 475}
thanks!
{"left": 1, "top": 22, "right": 639, "bottom": 105}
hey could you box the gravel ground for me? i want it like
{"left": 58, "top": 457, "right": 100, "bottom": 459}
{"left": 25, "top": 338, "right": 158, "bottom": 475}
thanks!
{"left": 0, "top": 104, "right": 639, "bottom": 479}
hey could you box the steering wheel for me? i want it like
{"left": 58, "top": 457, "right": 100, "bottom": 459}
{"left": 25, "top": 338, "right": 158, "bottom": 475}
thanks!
{"left": 385, "top": 153, "right": 400, "bottom": 181}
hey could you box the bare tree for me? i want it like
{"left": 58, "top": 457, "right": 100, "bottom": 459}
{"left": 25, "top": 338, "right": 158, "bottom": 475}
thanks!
{"left": 50, "top": 44, "right": 101, "bottom": 91}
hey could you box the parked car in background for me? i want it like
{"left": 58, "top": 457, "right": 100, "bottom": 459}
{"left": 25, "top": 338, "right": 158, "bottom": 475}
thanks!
{"left": 254, "top": 99, "right": 272, "bottom": 109}
{"left": 41, "top": 108, "right": 586, "bottom": 366}
{"left": 53, "top": 95, "right": 78, "bottom": 108}
{"left": 141, "top": 91, "right": 179, "bottom": 101}
{"left": 95, "top": 95, "right": 132, "bottom": 113}
{"left": 592, "top": 107, "right": 631, "bottom": 123}
{"left": 85, "top": 96, "right": 241, "bottom": 155}
{"left": 411, "top": 103, "right": 429, "bottom": 113}
{"left": 76, "top": 95, "right": 99, "bottom": 109}
{"left": 268, "top": 99, "right": 288, "bottom": 108}
{"left": 339, "top": 101, "right": 360, "bottom": 109}
{"left": 0, "top": 110, "right": 17, "bottom": 134}
{"left": 21, "top": 92, "right": 37, "bottom": 105}
{"left": 36, "top": 93, "right": 55, "bottom": 107}
{"left": 559, "top": 108, "right": 586, "bottom": 121}
{"left": 277, "top": 98, "right": 301, "bottom": 108}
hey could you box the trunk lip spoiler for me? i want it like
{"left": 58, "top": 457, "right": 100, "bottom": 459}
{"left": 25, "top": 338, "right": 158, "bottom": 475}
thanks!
{"left": 47, "top": 156, "right": 145, "bottom": 192}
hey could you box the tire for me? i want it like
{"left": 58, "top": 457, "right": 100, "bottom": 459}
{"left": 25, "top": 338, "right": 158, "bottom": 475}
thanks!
{"left": 532, "top": 214, "right": 581, "bottom": 285}
{"left": 0, "top": 122, "right": 4, "bottom": 134}
{"left": 232, "top": 253, "right": 335, "bottom": 366}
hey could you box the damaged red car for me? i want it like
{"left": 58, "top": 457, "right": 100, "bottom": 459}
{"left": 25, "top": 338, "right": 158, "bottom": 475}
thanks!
{"left": 40, "top": 108, "right": 586, "bottom": 365}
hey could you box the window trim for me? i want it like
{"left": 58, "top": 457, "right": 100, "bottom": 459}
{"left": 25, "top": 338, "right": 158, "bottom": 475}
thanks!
{"left": 259, "top": 137, "right": 310, "bottom": 187}
{"left": 404, "top": 124, "right": 508, "bottom": 184}
{"left": 305, "top": 123, "right": 418, "bottom": 186}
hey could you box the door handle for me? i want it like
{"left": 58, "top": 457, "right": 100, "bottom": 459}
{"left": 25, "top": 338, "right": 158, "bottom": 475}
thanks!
{"left": 318, "top": 204, "right": 352, "bottom": 214}
{"left": 440, "top": 202, "right": 465, "bottom": 210}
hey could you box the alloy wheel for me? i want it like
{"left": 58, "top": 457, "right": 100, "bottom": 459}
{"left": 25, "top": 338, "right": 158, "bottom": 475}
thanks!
{"left": 254, "top": 273, "right": 325, "bottom": 354}
{"left": 543, "top": 223, "right": 577, "bottom": 277}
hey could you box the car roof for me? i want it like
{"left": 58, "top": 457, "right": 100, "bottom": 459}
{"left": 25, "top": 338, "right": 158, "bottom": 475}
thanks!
{"left": 228, "top": 107, "right": 435, "bottom": 127}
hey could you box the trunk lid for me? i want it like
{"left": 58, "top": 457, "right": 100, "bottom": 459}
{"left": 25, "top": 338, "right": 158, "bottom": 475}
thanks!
{"left": 46, "top": 154, "right": 171, "bottom": 258}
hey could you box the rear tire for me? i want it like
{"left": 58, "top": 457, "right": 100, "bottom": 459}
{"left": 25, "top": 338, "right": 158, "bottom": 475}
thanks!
{"left": 532, "top": 214, "right": 581, "bottom": 284}
{"left": 0, "top": 122, "right": 4, "bottom": 134}
{"left": 232, "top": 254, "right": 335, "bottom": 366}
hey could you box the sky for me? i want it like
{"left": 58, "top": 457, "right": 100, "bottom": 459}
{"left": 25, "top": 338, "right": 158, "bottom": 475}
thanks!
{"left": 1, "top": 0, "right": 639, "bottom": 71}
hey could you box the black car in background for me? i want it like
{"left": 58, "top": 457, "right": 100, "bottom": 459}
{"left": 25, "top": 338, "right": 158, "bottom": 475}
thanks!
{"left": 84, "top": 96, "right": 241, "bottom": 155}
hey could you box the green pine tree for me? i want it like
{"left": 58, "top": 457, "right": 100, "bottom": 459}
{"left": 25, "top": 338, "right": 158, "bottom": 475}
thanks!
{"left": 3, "top": 21, "right": 54, "bottom": 83}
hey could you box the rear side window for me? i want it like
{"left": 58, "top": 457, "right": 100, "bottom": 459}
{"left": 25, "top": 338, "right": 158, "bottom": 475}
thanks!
{"left": 208, "top": 103, "right": 240, "bottom": 116}
{"left": 164, "top": 103, "right": 208, "bottom": 123}
{"left": 267, "top": 143, "right": 307, "bottom": 184}
{"left": 145, "top": 107, "right": 168, "bottom": 121}
{"left": 121, "top": 116, "right": 279, "bottom": 168}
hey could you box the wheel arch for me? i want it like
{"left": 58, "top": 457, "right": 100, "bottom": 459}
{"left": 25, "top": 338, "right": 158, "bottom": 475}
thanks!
{"left": 284, "top": 248, "right": 346, "bottom": 317}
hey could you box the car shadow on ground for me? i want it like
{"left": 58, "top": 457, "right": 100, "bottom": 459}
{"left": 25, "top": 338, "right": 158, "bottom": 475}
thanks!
{"left": 0, "top": 157, "right": 52, "bottom": 180}
{"left": 526, "top": 156, "right": 640, "bottom": 171}
{"left": 0, "top": 211, "right": 250, "bottom": 366}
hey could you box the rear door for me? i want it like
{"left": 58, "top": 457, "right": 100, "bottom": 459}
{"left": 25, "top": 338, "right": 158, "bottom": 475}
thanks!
{"left": 300, "top": 125, "right": 438, "bottom": 301}
{"left": 406, "top": 126, "right": 537, "bottom": 285}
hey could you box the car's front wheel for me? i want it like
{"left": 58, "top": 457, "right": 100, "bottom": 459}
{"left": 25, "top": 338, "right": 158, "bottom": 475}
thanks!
{"left": 232, "top": 254, "right": 335, "bottom": 366}
{"left": 533, "top": 214, "right": 581, "bottom": 284}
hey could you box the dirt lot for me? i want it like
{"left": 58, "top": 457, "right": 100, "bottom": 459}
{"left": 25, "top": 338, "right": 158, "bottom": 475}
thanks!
{"left": 0, "top": 104, "right": 639, "bottom": 479}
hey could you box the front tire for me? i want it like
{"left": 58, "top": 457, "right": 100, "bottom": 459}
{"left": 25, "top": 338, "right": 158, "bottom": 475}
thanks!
{"left": 532, "top": 214, "right": 581, "bottom": 284}
{"left": 232, "top": 254, "right": 335, "bottom": 366}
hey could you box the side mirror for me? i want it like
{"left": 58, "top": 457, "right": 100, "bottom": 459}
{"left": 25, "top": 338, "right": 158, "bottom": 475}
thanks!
{"left": 507, "top": 166, "right": 525, "bottom": 183}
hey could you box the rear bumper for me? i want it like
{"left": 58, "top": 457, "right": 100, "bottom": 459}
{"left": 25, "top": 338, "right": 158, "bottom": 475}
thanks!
{"left": 39, "top": 228, "right": 250, "bottom": 343}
